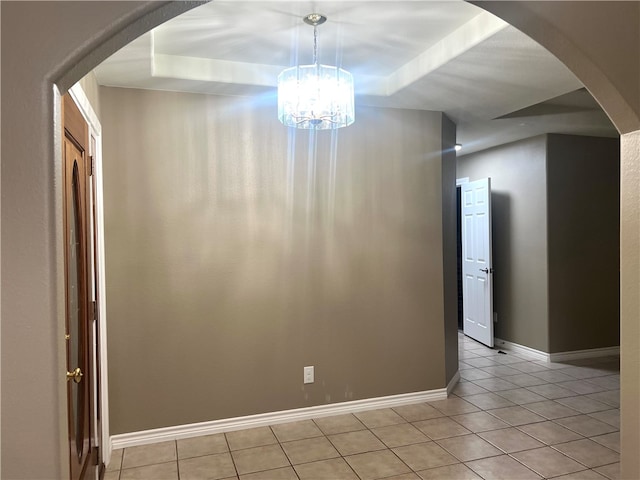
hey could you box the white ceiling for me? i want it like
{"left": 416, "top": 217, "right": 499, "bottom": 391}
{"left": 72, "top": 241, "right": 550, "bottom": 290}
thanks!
{"left": 94, "top": 1, "right": 617, "bottom": 154}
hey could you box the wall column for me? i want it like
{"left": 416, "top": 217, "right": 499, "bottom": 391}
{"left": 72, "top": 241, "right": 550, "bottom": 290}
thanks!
{"left": 620, "top": 130, "right": 640, "bottom": 480}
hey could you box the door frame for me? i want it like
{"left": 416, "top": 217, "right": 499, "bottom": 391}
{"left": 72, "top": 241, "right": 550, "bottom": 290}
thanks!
{"left": 63, "top": 93, "right": 92, "bottom": 480}
{"left": 68, "top": 83, "right": 111, "bottom": 469}
{"left": 455, "top": 178, "right": 469, "bottom": 332}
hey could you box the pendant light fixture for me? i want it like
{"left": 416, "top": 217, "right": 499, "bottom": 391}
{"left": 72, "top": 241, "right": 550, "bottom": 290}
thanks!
{"left": 277, "top": 13, "right": 355, "bottom": 130}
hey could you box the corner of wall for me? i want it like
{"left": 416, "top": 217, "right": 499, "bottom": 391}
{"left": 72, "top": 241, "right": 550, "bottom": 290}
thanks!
{"left": 543, "top": 134, "right": 552, "bottom": 354}
{"left": 441, "top": 114, "right": 459, "bottom": 384}
{"left": 546, "top": 134, "right": 621, "bottom": 353}
{"left": 620, "top": 130, "right": 640, "bottom": 480}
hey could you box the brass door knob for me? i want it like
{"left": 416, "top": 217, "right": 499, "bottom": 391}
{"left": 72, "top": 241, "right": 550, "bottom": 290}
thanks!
{"left": 66, "top": 367, "right": 83, "bottom": 384}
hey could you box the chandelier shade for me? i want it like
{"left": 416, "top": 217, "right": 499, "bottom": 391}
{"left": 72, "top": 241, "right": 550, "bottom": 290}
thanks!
{"left": 277, "top": 13, "right": 355, "bottom": 130}
{"left": 277, "top": 64, "right": 355, "bottom": 130}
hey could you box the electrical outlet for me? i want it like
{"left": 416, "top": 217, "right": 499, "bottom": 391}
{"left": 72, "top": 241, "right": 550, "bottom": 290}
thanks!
{"left": 303, "top": 366, "right": 314, "bottom": 384}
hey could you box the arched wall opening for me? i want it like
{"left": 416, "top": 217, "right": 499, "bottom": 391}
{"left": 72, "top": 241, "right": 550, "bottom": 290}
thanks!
{"left": 1, "top": 1, "right": 637, "bottom": 478}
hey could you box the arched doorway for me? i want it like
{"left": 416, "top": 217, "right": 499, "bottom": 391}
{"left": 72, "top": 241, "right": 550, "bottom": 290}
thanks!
{"left": 0, "top": 2, "right": 637, "bottom": 478}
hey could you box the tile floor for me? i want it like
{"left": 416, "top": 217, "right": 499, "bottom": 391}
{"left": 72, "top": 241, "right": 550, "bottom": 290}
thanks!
{"left": 105, "top": 333, "right": 620, "bottom": 479}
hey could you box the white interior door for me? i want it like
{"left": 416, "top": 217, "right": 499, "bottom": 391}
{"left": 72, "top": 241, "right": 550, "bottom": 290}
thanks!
{"left": 461, "top": 178, "right": 494, "bottom": 347}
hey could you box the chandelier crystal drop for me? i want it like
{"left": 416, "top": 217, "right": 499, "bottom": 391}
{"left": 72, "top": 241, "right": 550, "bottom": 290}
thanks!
{"left": 277, "top": 13, "right": 355, "bottom": 130}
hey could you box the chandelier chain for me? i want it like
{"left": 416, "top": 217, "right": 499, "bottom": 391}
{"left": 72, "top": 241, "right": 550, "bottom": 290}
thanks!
{"left": 313, "top": 25, "right": 318, "bottom": 65}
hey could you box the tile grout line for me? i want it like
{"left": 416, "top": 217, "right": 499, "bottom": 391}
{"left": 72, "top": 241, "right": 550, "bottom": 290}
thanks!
{"left": 223, "top": 430, "right": 241, "bottom": 480}
{"left": 173, "top": 440, "right": 180, "bottom": 480}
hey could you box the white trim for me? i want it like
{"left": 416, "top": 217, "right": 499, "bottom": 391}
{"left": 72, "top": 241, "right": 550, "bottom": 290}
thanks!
{"left": 456, "top": 177, "right": 469, "bottom": 186}
{"left": 111, "top": 388, "right": 448, "bottom": 449}
{"left": 69, "top": 83, "right": 110, "bottom": 467}
{"left": 446, "top": 371, "right": 461, "bottom": 395}
{"left": 69, "top": 84, "right": 101, "bottom": 135}
{"left": 549, "top": 346, "right": 620, "bottom": 363}
{"left": 94, "top": 126, "right": 110, "bottom": 467}
{"left": 494, "top": 338, "right": 550, "bottom": 362}
{"left": 495, "top": 338, "right": 620, "bottom": 364}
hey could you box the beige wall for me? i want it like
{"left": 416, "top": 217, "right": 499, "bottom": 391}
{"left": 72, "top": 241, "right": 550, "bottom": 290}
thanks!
{"left": 101, "top": 87, "right": 450, "bottom": 434}
{"left": 457, "top": 134, "right": 620, "bottom": 354}
{"left": 1, "top": 1, "right": 638, "bottom": 478}
{"left": 546, "top": 134, "right": 620, "bottom": 353}
{"left": 457, "top": 136, "right": 550, "bottom": 351}
{"left": 620, "top": 130, "right": 640, "bottom": 480}
{"left": 441, "top": 116, "right": 459, "bottom": 383}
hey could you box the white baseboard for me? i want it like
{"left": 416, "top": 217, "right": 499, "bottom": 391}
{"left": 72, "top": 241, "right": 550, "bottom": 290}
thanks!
{"left": 549, "top": 346, "right": 620, "bottom": 363}
{"left": 111, "top": 388, "right": 448, "bottom": 449}
{"left": 494, "top": 338, "right": 549, "bottom": 362}
{"left": 446, "top": 371, "right": 460, "bottom": 395}
{"left": 495, "top": 338, "right": 620, "bottom": 364}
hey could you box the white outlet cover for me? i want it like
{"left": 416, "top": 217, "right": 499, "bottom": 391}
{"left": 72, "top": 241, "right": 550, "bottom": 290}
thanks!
{"left": 304, "top": 366, "right": 314, "bottom": 384}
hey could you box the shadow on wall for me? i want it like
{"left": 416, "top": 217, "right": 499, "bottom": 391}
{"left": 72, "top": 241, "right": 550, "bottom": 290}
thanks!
{"left": 491, "top": 191, "right": 511, "bottom": 341}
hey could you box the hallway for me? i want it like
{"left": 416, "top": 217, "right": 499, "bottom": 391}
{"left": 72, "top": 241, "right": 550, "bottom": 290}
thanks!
{"left": 106, "top": 333, "right": 620, "bottom": 479}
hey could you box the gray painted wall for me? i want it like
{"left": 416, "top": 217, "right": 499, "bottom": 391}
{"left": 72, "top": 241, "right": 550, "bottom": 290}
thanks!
{"left": 442, "top": 116, "right": 459, "bottom": 383}
{"left": 546, "top": 134, "right": 620, "bottom": 352}
{"left": 100, "top": 87, "right": 451, "bottom": 434}
{"left": 457, "top": 136, "right": 550, "bottom": 351}
{"left": 457, "top": 134, "right": 620, "bottom": 354}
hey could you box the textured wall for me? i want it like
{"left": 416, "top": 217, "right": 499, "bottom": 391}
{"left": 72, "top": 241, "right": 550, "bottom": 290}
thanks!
{"left": 620, "top": 130, "right": 640, "bottom": 480}
{"left": 457, "top": 136, "right": 549, "bottom": 351}
{"left": 546, "top": 134, "right": 620, "bottom": 352}
{"left": 441, "top": 116, "right": 459, "bottom": 383}
{"left": 100, "top": 87, "right": 449, "bottom": 434}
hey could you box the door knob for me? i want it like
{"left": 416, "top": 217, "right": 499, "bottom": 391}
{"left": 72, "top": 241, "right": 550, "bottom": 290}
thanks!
{"left": 479, "top": 268, "right": 492, "bottom": 274}
{"left": 66, "top": 367, "right": 83, "bottom": 384}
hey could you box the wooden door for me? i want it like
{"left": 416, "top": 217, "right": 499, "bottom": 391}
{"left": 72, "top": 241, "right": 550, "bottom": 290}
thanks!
{"left": 461, "top": 178, "right": 494, "bottom": 347}
{"left": 63, "top": 94, "right": 94, "bottom": 480}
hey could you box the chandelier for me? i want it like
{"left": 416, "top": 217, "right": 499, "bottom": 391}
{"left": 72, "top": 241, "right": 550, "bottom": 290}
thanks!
{"left": 277, "top": 13, "right": 355, "bottom": 130}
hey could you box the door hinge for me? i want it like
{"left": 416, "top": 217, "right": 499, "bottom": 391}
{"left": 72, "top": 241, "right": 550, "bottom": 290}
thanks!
{"left": 92, "top": 446, "right": 100, "bottom": 465}
{"left": 92, "top": 300, "right": 97, "bottom": 321}
{"left": 88, "top": 155, "right": 94, "bottom": 177}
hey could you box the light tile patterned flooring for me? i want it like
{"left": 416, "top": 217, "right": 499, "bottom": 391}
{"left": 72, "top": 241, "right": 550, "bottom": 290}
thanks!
{"left": 106, "top": 333, "right": 620, "bottom": 479}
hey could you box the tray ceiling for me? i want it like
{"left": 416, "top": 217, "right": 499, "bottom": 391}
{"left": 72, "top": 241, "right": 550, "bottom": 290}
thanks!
{"left": 94, "top": 1, "right": 617, "bottom": 153}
